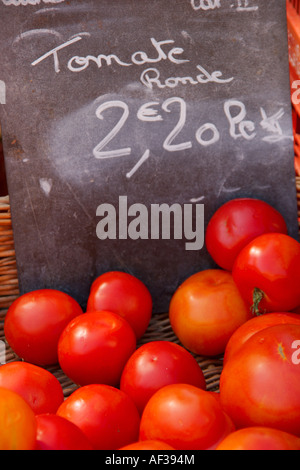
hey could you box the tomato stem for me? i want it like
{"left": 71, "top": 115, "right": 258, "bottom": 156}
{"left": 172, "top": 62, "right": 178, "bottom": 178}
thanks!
{"left": 251, "top": 288, "right": 265, "bottom": 316}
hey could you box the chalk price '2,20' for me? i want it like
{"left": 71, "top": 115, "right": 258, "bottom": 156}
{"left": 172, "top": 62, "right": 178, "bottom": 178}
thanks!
{"left": 92, "top": 97, "right": 292, "bottom": 179}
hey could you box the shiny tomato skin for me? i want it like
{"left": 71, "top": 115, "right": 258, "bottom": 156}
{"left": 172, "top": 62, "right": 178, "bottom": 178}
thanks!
{"left": 0, "top": 387, "right": 37, "bottom": 450}
{"left": 169, "top": 269, "right": 252, "bottom": 356}
{"left": 35, "top": 414, "right": 94, "bottom": 450}
{"left": 139, "top": 384, "right": 235, "bottom": 450}
{"left": 220, "top": 324, "right": 300, "bottom": 436}
{"left": 120, "top": 440, "right": 175, "bottom": 450}
{"left": 0, "top": 361, "right": 64, "bottom": 415}
{"left": 224, "top": 312, "right": 300, "bottom": 365}
{"left": 206, "top": 198, "right": 287, "bottom": 271}
{"left": 57, "top": 384, "right": 140, "bottom": 450}
{"left": 86, "top": 271, "right": 152, "bottom": 339}
{"left": 4, "top": 289, "right": 83, "bottom": 366}
{"left": 58, "top": 311, "right": 136, "bottom": 387}
{"left": 216, "top": 427, "right": 300, "bottom": 451}
{"left": 232, "top": 233, "right": 300, "bottom": 313}
{"left": 120, "top": 341, "right": 206, "bottom": 414}
{"left": 208, "top": 391, "right": 222, "bottom": 405}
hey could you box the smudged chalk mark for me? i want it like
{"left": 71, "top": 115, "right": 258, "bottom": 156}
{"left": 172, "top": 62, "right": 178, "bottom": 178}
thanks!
{"left": 39, "top": 178, "right": 53, "bottom": 197}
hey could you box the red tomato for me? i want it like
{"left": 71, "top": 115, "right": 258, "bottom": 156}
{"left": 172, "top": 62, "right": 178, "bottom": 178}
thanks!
{"left": 0, "top": 387, "right": 37, "bottom": 450}
{"left": 216, "top": 427, "right": 300, "bottom": 451}
{"left": 139, "top": 384, "right": 235, "bottom": 450}
{"left": 58, "top": 311, "right": 136, "bottom": 387}
{"left": 35, "top": 414, "right": 94, "bottom": 450}
{"left": 120, "top": 440, "right": 175, "bottom": 450}
{"left": 86, "top": 271, "right": 152, "bottom": 339}
{"left": 4, "top": 289, "right": 83, "bottom": 365}
{"left": 224, "top": 312, "right": 300, "bottom": 365}
{"left": 120, "top": 341, "right": 206, "bottom": 414}
{"left": 0, "top": 361, "right": 64, "bottom": 415}
{"left": 208, "top": 391, "right": 222, "bottom": 404}
{"left": 220, "top": 324, "right": 300, "bottom": 436}
{"left": 57, "top": 384, "right": 140, "bottom": 450}
{"left": 169, "top": 269, "right": 252, "bottom": 356}
{"left": 232, "top": 233, "right": 300, "bottom": 313}
{"left": 206, "top": 198, "right": 287, "bottom": 271}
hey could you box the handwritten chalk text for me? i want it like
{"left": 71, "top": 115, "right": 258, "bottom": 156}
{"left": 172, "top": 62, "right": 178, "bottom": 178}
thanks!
{"left": 1, "top": 0, "right": 65, "bottom": 5}
{"left": 190, "top": 0, "right": 259, "bottom": 12}
{"left": 31, "top": 34, "right": 233, "bottom": 92}
{"left": 32, "top": 36, "right": 189, "bottom": 74}
{"left": 140, "top": 65, "right": 233, "bottom": 90}
{"left": 191, "top": 0, "right": 221, "bottom": 11}
{"left": 92, "top": 98, "right": 292, "bottom": 181}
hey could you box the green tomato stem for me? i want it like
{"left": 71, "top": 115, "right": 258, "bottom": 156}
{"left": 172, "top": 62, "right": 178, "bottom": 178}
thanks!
{"left": 251, "top": 288, "right": 265, "bottom": 316}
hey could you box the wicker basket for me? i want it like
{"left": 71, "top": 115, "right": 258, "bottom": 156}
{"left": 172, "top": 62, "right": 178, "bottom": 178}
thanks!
{"left": 1, "top": 178, "right": 300, "bottom": 396}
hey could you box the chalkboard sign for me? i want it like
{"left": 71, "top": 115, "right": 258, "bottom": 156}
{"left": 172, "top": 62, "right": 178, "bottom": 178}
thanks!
{"left": 0, "top": 0, "right": 298, "bottom": 312}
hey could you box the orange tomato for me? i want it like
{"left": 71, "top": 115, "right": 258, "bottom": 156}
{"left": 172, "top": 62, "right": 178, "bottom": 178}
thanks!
{"left": 169, "top": 269, "right": 252, "bottom": 356}
{"left": 0, "top": 387, "right": 37, "bottom": 450}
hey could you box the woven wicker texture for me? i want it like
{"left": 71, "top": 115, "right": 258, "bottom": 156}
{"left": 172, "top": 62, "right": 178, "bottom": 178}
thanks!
{"left": 0, "top": 179, "right": 299, "bottom": 395}
{"left": 0, "top": 197, "right": 19, "bottom": 319}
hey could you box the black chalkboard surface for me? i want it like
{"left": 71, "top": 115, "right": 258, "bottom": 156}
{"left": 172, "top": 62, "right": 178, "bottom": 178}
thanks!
{"left": 0, "top": 0, "right": 298, "bottom": 312}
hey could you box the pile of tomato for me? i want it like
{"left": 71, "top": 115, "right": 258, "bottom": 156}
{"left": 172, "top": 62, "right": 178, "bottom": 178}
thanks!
{"left": 1, "top": 197, "right": 300, "bottom": 451}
